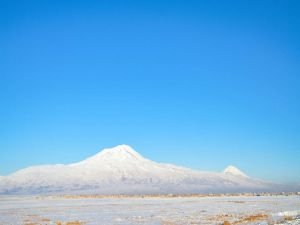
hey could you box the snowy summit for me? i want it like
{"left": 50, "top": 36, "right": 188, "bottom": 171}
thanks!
{"left": 82, "top": 144, "right": 145, "bottom": 163}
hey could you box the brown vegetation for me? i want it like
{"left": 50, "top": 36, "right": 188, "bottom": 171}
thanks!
{"left": 56, "top": 221, "right": 85, "bottom": 225}
{"left": 47, "top": 191, "right": 299, "bottom": 200}
{"left": 160, "top": 220, "right": 179, "bottom": 225}
{"left": 23, "top": 217, "right": 85, "bottom": 225}
{"left": 223, "top": 221, "right": 231, "bottom": 225}
{"left": 229, "top": 201, "right": 245, "bottom": 204}
{"left": 209, "top": 213, "right": 269, "bottom": 225}
{"left": 283, "top": 215, "right": 294, "bottom": 221}
{"left": 233, "top": 213, "right": 268, "bottom": 224}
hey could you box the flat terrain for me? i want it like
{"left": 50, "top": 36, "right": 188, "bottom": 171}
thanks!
{"left": 0, "top": 195, "right": 300, "bottom": 225}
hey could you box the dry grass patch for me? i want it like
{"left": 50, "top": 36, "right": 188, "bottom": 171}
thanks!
{"left": 207, "top": 213, "right": 235, "bottom": 223}
{"left": 283, "top": 215, "right": 294, "bottom": 221}
{"left": 209, "top": 213, "right": 269, "bottom": 225}
{"left": 56, "top": 221, "right": 85, "bottom": 225}
{"left": 66, "top": 221, "right": 85, "bottom": 225}
{"left": 160, "top": 220, "right": 179, "bottom": 225}
{"left": 23, "top": 214, "right": 50, "bottom": 225}
{"left": 233, "top": 213, "right": 268, "bottom": 224}
{"left": 23, "top": 217, "right": 85, "bottom": 225}
{"left": 229, "top": 201, "right": 245, "bottom": 204}
{"left": 223, "top": 221, "right": 231, "bottom": 225}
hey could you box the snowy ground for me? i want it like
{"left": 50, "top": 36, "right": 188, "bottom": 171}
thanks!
{"left": 0, "top": 195, "right": 300, "bottom": 225}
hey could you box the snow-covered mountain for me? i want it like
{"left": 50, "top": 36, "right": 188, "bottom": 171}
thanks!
{"left": 0, "top": 145, "right": 276, "bottom": 195}
{"left": 223, "top": 165, "right": 249, "bottom": 178}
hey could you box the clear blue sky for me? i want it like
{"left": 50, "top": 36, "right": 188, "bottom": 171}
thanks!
{"left": 1, "top": 0, "right": 299, "bottom": 183}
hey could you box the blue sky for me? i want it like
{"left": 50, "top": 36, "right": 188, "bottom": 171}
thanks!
{"left": 0, "top": 0, "right": 299, "bottom": 183}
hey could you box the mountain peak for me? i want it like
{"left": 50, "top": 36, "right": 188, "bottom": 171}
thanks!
{"left": 110, "top": 144, "right": 136, "bottom": 152}
{"left": 223, "top": 165, "right": 248, "bottom": 178}
{"left": 101, "top": 144, "right": 140, "bottom": 155}
{"left": 82, "top": 144, "right": 145, "bottom": 164}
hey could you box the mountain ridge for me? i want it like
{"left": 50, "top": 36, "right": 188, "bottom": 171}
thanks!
{"left": 0, "top": 145, "right": 289, "bottom": 195}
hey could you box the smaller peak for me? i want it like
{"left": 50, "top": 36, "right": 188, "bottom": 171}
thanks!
{"left": 223, "top": 165, "right": 248, "bottom": 178}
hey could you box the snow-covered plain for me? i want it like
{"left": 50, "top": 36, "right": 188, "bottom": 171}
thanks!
{"left": 0, "top": 195, "right": 299, "bottom": 224}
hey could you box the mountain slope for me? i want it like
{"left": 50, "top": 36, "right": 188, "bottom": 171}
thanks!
{"left": 0, "top": 145, "right": 274, "bottom": 194}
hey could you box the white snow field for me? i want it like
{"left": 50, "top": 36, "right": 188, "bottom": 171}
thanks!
{"left": 0, "top": 145, "right": 297, "bottom": 195}
{"left": 0, "top": 195, "right": 300, "bottom": 224}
